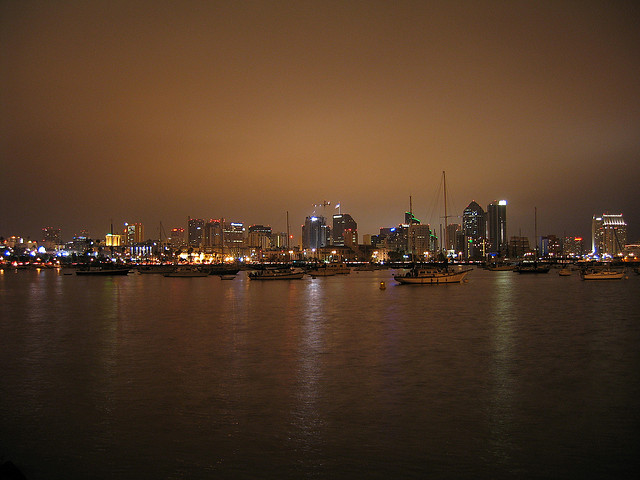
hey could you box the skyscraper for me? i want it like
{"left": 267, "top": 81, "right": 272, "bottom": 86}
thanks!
{"left": 592, "top": 214, "right": 627, "bottom": 256}
{"left": 302, "top": 215, "right": 330, "bottom": 250}
{"left": 487, "top": 200, "right": 507, "bottom": 256}
{"left": 188, "top": 218, "right": 204, "bottom": 247}
{"left": 462, "top": 201, "right": 486, "bottom": 259}
{"left": 42, "top": 226, "right": 61, "bottom": 245}
{"left": 332, "top": 213, "right": 357, "bottom": 246}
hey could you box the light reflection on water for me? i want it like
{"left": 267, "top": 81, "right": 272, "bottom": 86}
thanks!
{"left": 0, "top": 268, "right": 639, "bottom": 479}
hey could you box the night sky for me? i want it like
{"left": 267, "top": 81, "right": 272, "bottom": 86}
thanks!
{"left": 2, "top": 0, "right": 639, "bottom": 243}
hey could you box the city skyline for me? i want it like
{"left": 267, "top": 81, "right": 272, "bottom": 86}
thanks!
{"left": 3, "top": 1, "right": 639, "bottom": 241}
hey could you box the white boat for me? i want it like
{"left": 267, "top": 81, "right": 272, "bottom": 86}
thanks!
{"left": 558, "top": 268, "right": 572, "bottom": 276}
{"left": 393, "top": 265, "right": 472, "bottom": 285}
{"left": 307, "top": 264, "right": 336, "bottom": 276}
{"left": 326, "top": 262, "right": 351, "bottom": 274}
{"left": 164, "top": 266, "right": 208, "bottom": 277}
{"left": 248, "top": 267, "right": 305, "bottom": 280}
{"left": 580, "top": 268, "right": 625, "bottom": 280}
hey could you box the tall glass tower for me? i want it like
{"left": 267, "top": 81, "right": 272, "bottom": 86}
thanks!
{"left": 487, "top": 200, "right": 507, "bottom": 256}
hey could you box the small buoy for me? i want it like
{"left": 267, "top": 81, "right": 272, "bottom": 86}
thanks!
{"left": 379, "top": 281, "right": 386, "bottom": 290}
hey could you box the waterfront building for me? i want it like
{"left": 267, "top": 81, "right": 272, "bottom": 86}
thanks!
{"left": 592, "top": 214, "right": 627, "bottom": 256}
{"left": 541, "top": 235, "right": 562, "bottom": 257}
{"left": 562, "top": 236, "right": 584, "bottom": 257}
{"left": 188, "top": 218, "right": 205, "bottom": 247}
{"left": 462, "top": 201, "right": 486, "bottom": 260}
{"left": 42, "top": 227, "right": 61, "bottom": 246}
{"left": 247, "top": 224, "right": 272, "bottom": 249}
{"left": 508, "top": 236, "right": 530, "bottom": 258}
{"left": 446, "top": 223, "right": 461, "bottom": 252}
{"left": 203, "top": 219, "right": 223, "bottom": 248}
{"left": 270, "top": 232, "right": 289, "bottom": 249}
{"left": 169, "top": 228, "right": 186, "bottom": 247}
{"left": 332, "top": 213, "right": 358, "bottom": 246}
{"left": 404, "top": 211, "right": 420, "bottom": 225}
{"left": 105, "top": 233, "right": 122, "bottom": 247}
{"left": 487, "top": 200, "right": 508, "bottom": 256}
{"left": 124, "top": 222, "right": 144, "bottom": 245}
{"left": 408, "top": 224, "right": 431, "bottom": 259}
{"left": 302, "top": 216, "right": 330, "bottom": 250}
{"left": 224, "top": 222, "right": 245, "bottom": 252}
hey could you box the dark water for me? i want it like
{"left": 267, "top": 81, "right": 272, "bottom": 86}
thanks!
{"left": 1, "top": 267, "right": 639, "bottom": 479}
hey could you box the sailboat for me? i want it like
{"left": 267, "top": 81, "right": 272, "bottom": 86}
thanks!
{"left": 515, "top": 207, "right": 550, "bottom": 274}
{"left": 394, "top": 171, "right": 472, "bottom": 285}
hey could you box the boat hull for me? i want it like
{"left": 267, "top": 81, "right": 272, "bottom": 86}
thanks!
{"left": 581, "top": 272, "right": 624, "bottom": 280}
{"left": 248, "top": 272, "right": 304, "bottom": 280}
{"left": 76, "top": 268, "right": 130, "bottom": 276}
{"left": 393, "top": 269, "right": 471, "bottom": 285}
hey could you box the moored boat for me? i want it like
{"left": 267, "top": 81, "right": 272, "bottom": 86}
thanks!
{"left": 163, "top": 266, "right": 208, "bottom": 277}
{"left": 558, "top": 267, "right": 572, "bottom": 276}
{"left": 487, "top": 263, "right": 516, "bottom": 271}
{"left": 580, "top": 268, "right": 625, "bottom": 280}
{"left": 137, "top": 264, "right": 176, "bottom": 274}
{"left": 514, "top": 262, "right": 551, "bottom": 274}
{"left": 393, "top": 264, "right": 472, "bottom": 285}
{"left": 326, "top": 262, "right": 351, "bottom": 274}
{"left": 248, "top": 267, "right": 305, "bottom": 280}
{"left": 75, "top": 264, "right": 130, "bottom": 276}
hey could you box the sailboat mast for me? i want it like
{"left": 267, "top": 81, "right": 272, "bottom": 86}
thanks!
{"left": 443, "top": 171, "right": 448, "bottom": 252}
{"left": 534, "top": 207, "right": 538, "bottom": 258}
{"left": 286, "top": 211, "right": 290, "bottom": 250}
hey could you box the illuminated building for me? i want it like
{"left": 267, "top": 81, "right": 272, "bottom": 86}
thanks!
{"left": 592, "top": 214, "right": 627, "bottom": 256}
{"left": 124, "top": 222, "right": 144, "bottom": 245}
{"left": 562, "top": 237, "right": 584, "bottom": 257}
{"left": 105, "top": 234, "right": 122, "bottom": 247}
{"left": 487, "top": 200, "right": 507, "bottom": 256}
{"left": 169, "top": 228, "right": 186, "bottom": 247}
{"left": 203, "top": 219, "right": 223, "bottom": 248}
{"left": 188, "top": 217, "right": 204, "bottom": 247}
{"left": 224, "top": 222, "right": 245, "bottom": 251}
{"left": 247, "top": 224, "right": 272, "bottom": 249}
{"left": 445, "top": 223, "right": 461, "bottom": 252}
{"left": 462, "top": 201, "right": 486, "bottom": 259}
{"left": 408, "top": 224, "right": 431, "bottom": 258}
{"left": 42, "top": 227, "right": 61, "bottom": 245}
{"left": 404, "top": 211, "right": 420, "bottom": 225}
{"left": 302, "top": 215, "right": 330, "bottom": 250}
{"left": 332, "top": 213, "right": 357, "bottom": 246}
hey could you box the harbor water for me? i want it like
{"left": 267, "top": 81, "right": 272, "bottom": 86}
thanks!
{"left": 1, "top": 267, "right": 639, "bottom": 479}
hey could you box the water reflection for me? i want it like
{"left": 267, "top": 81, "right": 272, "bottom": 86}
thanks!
{"left": 489, "top": 272, "right": 516, "bottom": 468}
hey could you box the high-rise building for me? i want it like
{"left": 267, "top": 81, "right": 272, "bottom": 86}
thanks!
{"left": 404, "top": 211, "right": 420, "bottom": 225}
{"left": 563, "top": 236, "right": 584, "bottom": 257}
{"left": 592, "top": 214, "right": 627, "bottom": 256}
{"left": 169, "top": 228, "right": 186, "bottom": 247}
{"left": 332, "top": 213, "right": 357, "bottom": 246}
{"left": 124, "top": 222, "right": 144, "bottom": 245}
{"left": 224, "top": 222, "right": 245, "bottom": 251}
{"left": 408, "top": 224, "right": 431, "bottom": 258}
{"left": 445, "top": 224, "right": 461, "bottom": 252}
{"left": 188, "top": 218, "right": 205, "bottom": 247}
{"left": 509, "top": 236, "right": 530, "bottom": 257}
{"left": 487, "top": 200, "right": 507, "bottom": 256}
{"left": 203, "top": 219, "right": 223, "bottom": 248}
{"left": 462, "top": 201, "right": 486, "bottom": 259}
{"left": 302, "top": 216, "right": 330, "bottom": 250}
{"left": 42, "top": 227, "right": 61, "bottom": 245}
{"left": 247, "top": 224, "right": 272, "bottom": 249}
